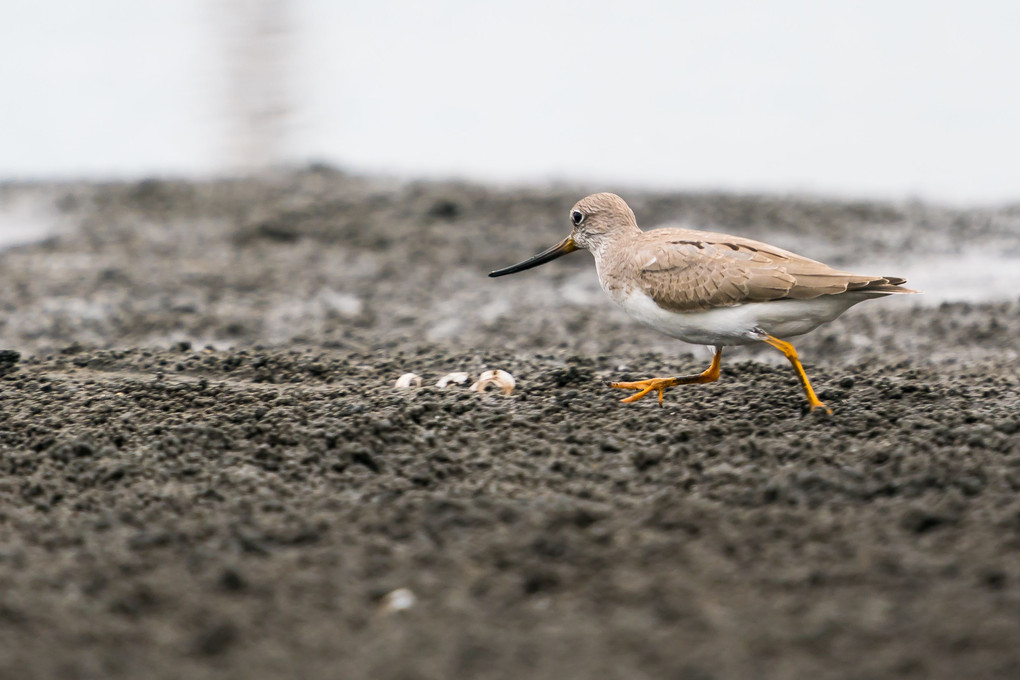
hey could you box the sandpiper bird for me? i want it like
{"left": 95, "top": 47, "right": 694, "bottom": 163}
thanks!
{"left": 489, "top": 193, "right": 918, "bottom": 413}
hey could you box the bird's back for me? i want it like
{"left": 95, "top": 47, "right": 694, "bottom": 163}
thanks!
{"left": 604, "top": 226, "right": 917, "bottom": 314}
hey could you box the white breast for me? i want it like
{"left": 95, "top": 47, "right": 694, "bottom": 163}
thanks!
{"left": 617, "top": 289, "right": 867, "bottom": 346}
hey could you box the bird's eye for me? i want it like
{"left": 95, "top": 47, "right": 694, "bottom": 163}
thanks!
{"left": 570, "top": 210, "right": 585, "bottom": 226}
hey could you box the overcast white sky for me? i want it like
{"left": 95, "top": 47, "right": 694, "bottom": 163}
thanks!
{"left": 2, "top": 0, "right": 1019, "bottom": 203}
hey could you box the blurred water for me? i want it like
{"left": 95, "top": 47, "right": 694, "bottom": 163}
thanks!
{"left": 0, "top": 196, "right": 61, "bottom": 249}
{"left": 2, "top": 1, "right": 1020, "bottom": 204}
{"left": 861, "top": 251, "right": 1020, "bottom": 305}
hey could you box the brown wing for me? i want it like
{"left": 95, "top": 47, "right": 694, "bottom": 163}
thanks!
{"left": 634, "top": 229, "right": 914, "bottom": 313}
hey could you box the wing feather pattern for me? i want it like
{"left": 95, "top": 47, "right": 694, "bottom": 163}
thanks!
{"left": 634, "top": 228, "right": 916, "bottom": 313}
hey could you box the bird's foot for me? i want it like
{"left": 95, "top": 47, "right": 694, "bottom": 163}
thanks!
{"left": 609, "top": 377, "right": 679, "bottom": 405}
{"left": 807, "top": 399, "right": 833, "bottom": 415}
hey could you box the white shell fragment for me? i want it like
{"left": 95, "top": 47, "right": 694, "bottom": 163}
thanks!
{"left": 435, "top": 372, "right": 470, "bottom": 388}
{"left": 394, "top": 373, "right": 422, "bottom": 389}
{"left": 379, "top": 587, "right": 417, "bottom": 613}
{"left": 469, "top": 369, "right": 516, "bottom": 396}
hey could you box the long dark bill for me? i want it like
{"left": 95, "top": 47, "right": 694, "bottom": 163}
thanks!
{"left": 488, "top": 236, "right": 579, "bottom": 277}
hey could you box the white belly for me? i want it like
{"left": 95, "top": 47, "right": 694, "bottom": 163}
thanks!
{"left": 617, "top": 289, "right": 866, "bottom": 346}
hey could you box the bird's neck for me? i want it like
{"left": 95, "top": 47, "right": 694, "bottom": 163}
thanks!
{"left": 589, "top": 226, "right": 641, "bottom": 260}
{"left": 591, "top": 228, "right": 642, "bottom": 299}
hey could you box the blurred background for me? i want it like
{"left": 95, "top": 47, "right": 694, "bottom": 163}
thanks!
{"left": 2, "top": 0, "right": 1019, "bottom": 203}
{"left": 0, "top": 0, "right": 1018, "bottom": 358}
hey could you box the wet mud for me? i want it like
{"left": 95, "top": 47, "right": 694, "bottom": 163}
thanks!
{"left": 0, "top": 169, "right": 1018, "bottom": 679}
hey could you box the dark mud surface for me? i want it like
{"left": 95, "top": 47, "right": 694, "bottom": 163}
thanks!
{"left": 1, "top": 169, "right": 1019, "bottom": 679}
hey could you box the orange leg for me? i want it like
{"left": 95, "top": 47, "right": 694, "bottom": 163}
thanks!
{"left": 611, "top": 348, "right": 722, "bottom": 405}
{"left": 758, "top": 334, "right": 831, "bottom": 414}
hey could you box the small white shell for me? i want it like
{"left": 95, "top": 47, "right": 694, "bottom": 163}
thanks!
{"left": 378, "top": 587, "right": 416, "bottom": 613}
{"left": 394, "top": 373, "right": 422, "bottom": 389}
{"left": 469, "top": 369, "right": 515, "bottom": 396}
{"left": 435, "top": 372, "right": 470, "bottom": 388}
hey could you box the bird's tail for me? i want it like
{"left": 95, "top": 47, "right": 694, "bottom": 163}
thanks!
{"left": 849, "top": 276, "right": 920, "bottom": 295}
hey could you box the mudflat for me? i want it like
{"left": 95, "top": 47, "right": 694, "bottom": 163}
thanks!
{"left": 0, "top": 169, "right": 1018, "bottom": 679}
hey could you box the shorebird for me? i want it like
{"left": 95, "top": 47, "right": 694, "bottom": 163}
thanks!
{"left": 489, "top": 193, "right": 917, "bottom": 413}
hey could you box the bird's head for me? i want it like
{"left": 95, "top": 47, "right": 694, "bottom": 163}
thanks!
{"left": 488, "top": 193, "right": 638, "bottom": 277}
